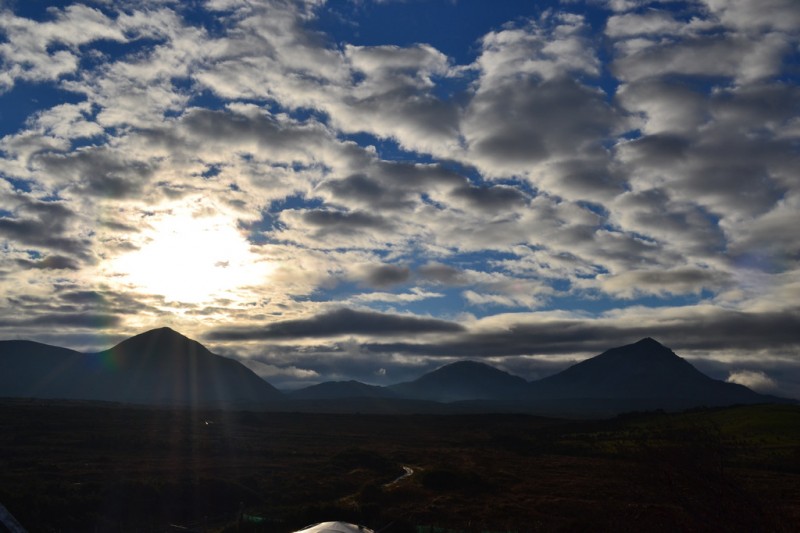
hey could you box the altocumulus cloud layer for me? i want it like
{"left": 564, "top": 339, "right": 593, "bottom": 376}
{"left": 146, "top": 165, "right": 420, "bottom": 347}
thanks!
{"left": 1, "top": 0, "right": 799, "bottom": 395}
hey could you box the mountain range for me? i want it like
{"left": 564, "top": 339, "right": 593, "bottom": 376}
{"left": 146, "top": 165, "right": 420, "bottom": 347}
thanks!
{"left": 0, "top": 329, "right": 793, "bottom": 415}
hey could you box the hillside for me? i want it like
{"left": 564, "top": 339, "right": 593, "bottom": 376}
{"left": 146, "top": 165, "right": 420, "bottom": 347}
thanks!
{"left": 389, "top": 360, "right": 529, "bottom": 402}
{"left": 0, "top": 327, "right": 283, "bottom": 407}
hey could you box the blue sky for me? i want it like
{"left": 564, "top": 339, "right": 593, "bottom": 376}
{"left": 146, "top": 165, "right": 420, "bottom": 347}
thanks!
{"left": 1, "top": 0, "right": 799, "bottom": 395}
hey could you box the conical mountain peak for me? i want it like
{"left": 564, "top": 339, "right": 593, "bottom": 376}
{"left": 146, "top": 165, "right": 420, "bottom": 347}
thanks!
{"left": 130, "top": 326, "right": 193, "bottom": 342}
{"left": 109, "top": 327, "right": 205, "bottom": 355}
{"left": 527, "top": 337, "right": 763, "bottom": 405}
{"left": 632, "top": 337, "right": 665, "bottom": 348}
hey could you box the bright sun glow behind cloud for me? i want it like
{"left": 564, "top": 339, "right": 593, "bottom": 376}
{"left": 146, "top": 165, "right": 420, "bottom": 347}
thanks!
{"left": 111, "top": 205, "right": 269, "bottom": 304}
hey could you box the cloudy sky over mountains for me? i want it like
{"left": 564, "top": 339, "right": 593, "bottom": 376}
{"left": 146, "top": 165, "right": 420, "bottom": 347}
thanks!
{"left": 1, "top": 0, "right": 799, "bottom": 394}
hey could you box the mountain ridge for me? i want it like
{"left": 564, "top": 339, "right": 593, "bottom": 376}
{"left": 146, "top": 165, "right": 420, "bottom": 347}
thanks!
{"left": 1, "top": 329, "right": 794, "bottom": 415}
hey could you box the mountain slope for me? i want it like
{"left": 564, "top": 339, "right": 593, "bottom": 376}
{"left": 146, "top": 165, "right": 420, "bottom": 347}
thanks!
{"left": 526, "top": 337, "right": 778, "bottom": 407}
{"left": 0, "top": 327, "right": 283, "bottom": 406}
{"left": 389, "top": 360, "right": 529, "bottom": 402}
{"left": 288, "top": 380, "right": 398, "bottom": 400}
{"left": 0, "top": 340, "right": 88, "bottom": 400}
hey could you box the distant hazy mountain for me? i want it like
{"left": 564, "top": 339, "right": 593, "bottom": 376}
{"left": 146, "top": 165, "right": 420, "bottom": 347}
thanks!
{"left": 525, "top": 337, "right": 780, "bottom": 409}
{"left": 0, "top": 327, "right": 283, "bottom": 407}
{"left": 389, "top": 360, "right": 529, "bottom": 402}
{"left": 288, "top": 380, "right": 399, "bottom": 400}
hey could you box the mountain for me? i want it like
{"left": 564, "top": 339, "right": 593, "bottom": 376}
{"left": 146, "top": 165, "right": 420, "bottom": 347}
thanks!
{"left": 2, "top": 332, "right": 791, "bottom": 415}
{"left": 0, "top": 327, "right": 283, "bottom": 407}
{"left": 0, "top": 340, "right": 88, "bottom": 400}
{"left": 525, "top": 337, "right": 781, "bottom": 410}
{"left": 288, "top": 380, "right": 398, "bottom": 400}
{"left": 389, "top": 360, "right": 529, "bottom": 402}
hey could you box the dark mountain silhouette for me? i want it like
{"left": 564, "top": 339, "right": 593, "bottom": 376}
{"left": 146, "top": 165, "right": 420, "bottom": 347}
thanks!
{"left": 288, "top": 380, "right": 398, "bottom": 400}
{"left": 525, "top": 337, "right": 783, "bottom": 410}
{"left": 1, "top": 332, "right": 793, "bottom": 415}
{"left": 0, "top": 340, "right": 87, "bottom": 400}
{"left": 389, "top": 360, "right": 529, "bottom": 402}
{"left": 0, "top": 327, "right": 283, "bottom": 407}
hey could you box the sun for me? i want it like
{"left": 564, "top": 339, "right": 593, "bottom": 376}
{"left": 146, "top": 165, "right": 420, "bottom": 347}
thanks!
{"left": 111, "top": 205, "right": 268, "bottom": 304}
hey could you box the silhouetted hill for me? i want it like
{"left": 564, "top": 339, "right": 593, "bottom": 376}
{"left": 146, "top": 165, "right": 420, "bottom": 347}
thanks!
{"left": 389, "top": 360, "right": 529, "bottom": 402}
{"left": 0, "top": 340, "right": 87, "bottom": 400}
{"left": 288, "top": 380, "right": 398, "bottom": 400}
{"left": 0, "top": 328, "right": 283, "bottom": 407}
{"left": 525, "top": 337, "right": 782, "bottom": 409}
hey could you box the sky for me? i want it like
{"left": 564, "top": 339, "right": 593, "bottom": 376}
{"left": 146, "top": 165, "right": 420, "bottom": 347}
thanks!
{"left": 1, "top": 0, "right": 799, "bottom": 395}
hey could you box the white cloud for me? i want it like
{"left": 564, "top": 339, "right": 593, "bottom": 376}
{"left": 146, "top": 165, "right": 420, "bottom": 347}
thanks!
{"left": 726, "top": 369, "right": 779, "bottom": 393}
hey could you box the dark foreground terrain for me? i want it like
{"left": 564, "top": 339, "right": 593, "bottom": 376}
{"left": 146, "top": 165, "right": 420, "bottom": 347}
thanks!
{"left": 1, "top": 400, "right": 799, "bottom": 532}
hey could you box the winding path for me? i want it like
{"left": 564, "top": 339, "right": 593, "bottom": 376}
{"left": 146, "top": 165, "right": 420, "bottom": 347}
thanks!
{"left": 384, "top": 466, "right": 414, "bottom": 488}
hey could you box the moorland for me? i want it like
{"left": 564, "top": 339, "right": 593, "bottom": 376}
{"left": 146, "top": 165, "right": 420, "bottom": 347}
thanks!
{"left": 1, "top": 399, "right": 799, "bottom": 532}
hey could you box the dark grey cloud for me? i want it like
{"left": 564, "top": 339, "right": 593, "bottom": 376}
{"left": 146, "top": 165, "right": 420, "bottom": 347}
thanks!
{"left": 372, "top": 160, "right": 464, "bottom": 190}
{"left": 0, "top": 313, "right": 121, "bottom": 329}
{"left": 0, "top": 197, "right": 90, "bottom": 258}
{"left": 417, "top": 262, "right": 469, "bottom": 285}
{"left": 15, "top": 255, "right": 81, "bottom": 270}
{"left": 295, "top": 208, "right": 392, "bottom": 236}
{"left": 177, "top": 108, "right": 328, "bottom": 158}
{"left": 360, "top": 264, "right": 410, "bottom": 288}
{"left": 206, "top": 308, "right": 465, "bottom": 341}
{"left": 612, "top": 189, "right": 727, "bottom": 257}
{"left": 468, "top": 77, "right": 614, "bottom": 164}
{"left": 36, "top": 147, "right": 155, "bottom": 198}
{"left": 58, "top": 290, "right": 108, "bottom": 305}
{"left": 363, "top": 308, "right": 800, "bottom": 359}
{"left": 319, "top": 173, "right": 416, "bottom": 210}
{"left": 449, "top": 183, "right": 529, "bottom": 213}
{"left": 598, "top": 267, "right": 732, "bottom": 297}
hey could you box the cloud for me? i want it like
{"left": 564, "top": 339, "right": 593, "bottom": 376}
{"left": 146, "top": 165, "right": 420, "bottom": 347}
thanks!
{"left": 418, "top": 262, "right": 470, "bottom": 285}
{"left": 0, "top": 196, "right": 90, "bottom": 258}
{"left": 318, "top": 173, "right": 416, "bottom": 211}
{"left": 206, "top": 308, "right": 465, "bottom": 341}
{"left": 448, "top": 183, "right": 529, "bottom": 213}
{"left": 1, "top": 0, "right": 799, "bottom": 394}
{"left": 0, "top": 4, "right": 127, "bottom": 91}
{"left": 726, "top": 370, "right": 779, "bottom": 393}
{"left": 334, "top": 43, "right": 460, "bottom": 154}
{"left": 354, "top": 306, "right": 800, "bottom": 360}
{"left": 357, "top": 264, "right": 411, "bottom": 288}
{"left": 296, "top": 209, "right": 391, "bottom": 234}
{"left": 15, "top": 255, "right": 81, "bottom": 270}
{"left": 0, "top": 313, "right": 121, "bottom": 329}
{"left": 239, "top": 358, "right": 320, "bottom": 381}
{"left": 606, "top": 10, "right": 684, "bottom": 38}
{"left": 35, "top": 147, "right": 156, "bottom": 199}
{"left": 349, "top": 288, "right": 444, "bottom": 304}
{"left": 596, "top": 267, "right": 732, "bottom": 298}
{"left": 704, "top": 0, "right": 800, "bottom": 32}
